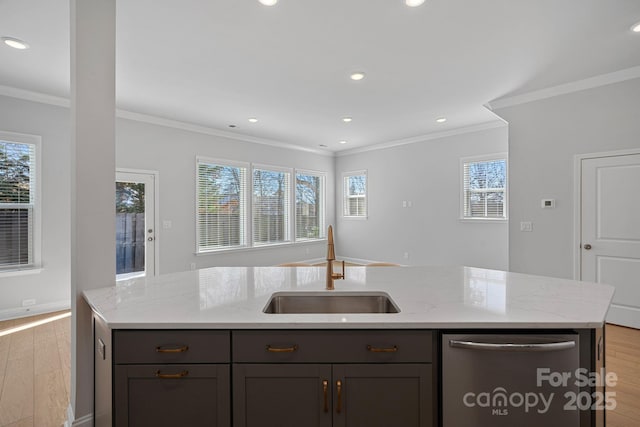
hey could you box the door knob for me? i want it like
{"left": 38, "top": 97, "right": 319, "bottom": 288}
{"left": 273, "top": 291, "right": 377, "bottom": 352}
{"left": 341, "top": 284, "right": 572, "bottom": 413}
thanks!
{"left": 148, "top": 237, "right": 154, "bottom": 241}
{"left": 583, "top": 244, "right": 592, "bottom": 250}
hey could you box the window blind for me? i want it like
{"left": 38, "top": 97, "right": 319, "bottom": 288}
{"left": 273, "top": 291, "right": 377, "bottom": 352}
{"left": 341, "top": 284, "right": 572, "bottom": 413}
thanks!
{"left": 463, "top": 159, "right": 506, "bottom": 219}
{"left": 196, "top": 159, "right": 247, "bottom": 251}
{"left": 295, "top": 172, "right": 325, "bottom": 240}
{"left": 253, "top": 168, "right": 291, "bottom": 245}
{"left": 0, "top": 140, "right": 36, "bottom": 269}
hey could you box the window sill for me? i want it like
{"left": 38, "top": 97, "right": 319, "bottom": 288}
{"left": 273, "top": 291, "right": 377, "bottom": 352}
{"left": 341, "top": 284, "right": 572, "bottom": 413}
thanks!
{"left": 0, "top": 267, "right": 43, "bottom": 277}
{"left": 342, "top": 216, "right": 368, "bottom": 220}
{"left": 196, "top": 239, "right": 327, "bottom": 256}
{"left": 459, "top": 218, "right": 508, "bottom": 224}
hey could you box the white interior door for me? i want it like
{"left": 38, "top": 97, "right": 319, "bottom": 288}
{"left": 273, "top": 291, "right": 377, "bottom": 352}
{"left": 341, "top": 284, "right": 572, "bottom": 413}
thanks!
{"left": 116, "top": 170, "right": 157, "bottom": 279}
{"left": 581, "top": 153, "right": 640, "bottom": 329}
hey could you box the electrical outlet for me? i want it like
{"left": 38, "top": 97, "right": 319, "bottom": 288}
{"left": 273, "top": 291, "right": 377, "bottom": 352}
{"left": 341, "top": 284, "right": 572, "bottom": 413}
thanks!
{"left": 520, "top": 221, "right": 533, "bottom": 232}
{"left": 190, "top": 263, "right": 196, "bottom": 270}
{"left": 22, "top": 298, "right": 36, "bottom": 307}
{"left": 403, "top": 252, "right": 410, "bottom": 259}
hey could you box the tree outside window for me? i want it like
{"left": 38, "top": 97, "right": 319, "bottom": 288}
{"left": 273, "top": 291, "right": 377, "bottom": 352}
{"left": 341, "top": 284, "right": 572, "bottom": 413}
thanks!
{"left": 343, "top": 171, "right": 367, "bottom": 218}
{"left": 296, "top": 172, "right": 325, "bottom": 239}
{"left": 0, "top": 139, "right": 37, "bottom": 268}
{"left": 462, "top": 157, "right": 507, "bottom": 219}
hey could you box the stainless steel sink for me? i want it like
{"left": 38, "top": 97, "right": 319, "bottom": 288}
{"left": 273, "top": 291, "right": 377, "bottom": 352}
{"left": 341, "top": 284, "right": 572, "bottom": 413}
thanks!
{"left": 263, "top": 291, "right": 400, "bottom": 314}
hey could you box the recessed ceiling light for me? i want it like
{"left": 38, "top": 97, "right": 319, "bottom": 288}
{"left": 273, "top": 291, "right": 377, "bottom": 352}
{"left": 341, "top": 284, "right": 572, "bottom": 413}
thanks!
{"left": 405, "top": 0, "right": 426, "bottom": 7}
{"left": 632, "top": 21, "right": 640, "bottom": 33}
{"left": 342, "top": 117, "right": 353, "bottom": 123}
{"left": 258, "top": 0, "right": 278, "bottom": 5}
{"left": 436, "top": 117, "right": 447, "bottom": 123}
{"left": 339, "top": 140, "right": 347, "bottom": 144}
{"left": 248, "top": 117, "right": 258, "bottom": 123}
{"left": 2, "top": 37, "right": 29, "bottom": 50}
{"left": 350, "top": 72, "right": 365, "bottom": 81}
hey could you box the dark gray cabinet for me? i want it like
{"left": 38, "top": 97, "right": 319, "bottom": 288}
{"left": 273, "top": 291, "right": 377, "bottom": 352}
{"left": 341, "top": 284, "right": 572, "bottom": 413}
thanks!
{"left": 114, "top": 364, "right": 229, "bottom": 427}
{"left": 111, "top": 329, "right": 231, "bottom": 427}
{"left": 332, "top": 364, "right": 431, "bottom": 427}
{"left": 234, "top": 364, "right": 333, "bottom": 427}
{"left": 93, "top": 317, "right": 435, "bottom": 427}
{"left": 232, "top": 330, "right": 434, "bottom": 427}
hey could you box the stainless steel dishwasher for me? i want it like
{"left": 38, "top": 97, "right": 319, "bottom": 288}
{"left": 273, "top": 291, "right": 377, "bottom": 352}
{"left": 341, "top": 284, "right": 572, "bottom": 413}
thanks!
{"left": 442, "top": 333, "right": 580, "bottom": 427}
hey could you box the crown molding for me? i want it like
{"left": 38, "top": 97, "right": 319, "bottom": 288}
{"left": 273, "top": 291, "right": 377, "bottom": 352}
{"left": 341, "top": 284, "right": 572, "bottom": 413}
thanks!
{"left": 487, "top": 66, "right": 640, "bottom": 111}
{"left": 116, "top": 111, "right": 333, "bottom": 156}
{"left": 335, "top": 120, "right": 506, "bottom": 157}
{"left": 0, "top": 85, "right": 70, "bottom": 107}
{"left": 0, "top": 85, "right": 332, "bottom": 157}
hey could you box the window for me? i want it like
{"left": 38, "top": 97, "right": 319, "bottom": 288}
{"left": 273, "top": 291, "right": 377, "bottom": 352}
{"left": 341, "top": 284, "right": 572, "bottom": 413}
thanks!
{"left": 0, "top": 132, "right": 39, "bottom": 270}
{"left": 343, "top": 171, "right": 367, "bottom": 218}
{"left": 197, "top": 159, "right": 327, "bottom": 252}
{"left": 461, "top": 155, "right": 507, "bottom": 220}
{"left": 295, "top": 171, "right": 325, "bottom": 240}
{"left": 253, "top": 167, "right": 291, "bottom": 245}
{"left": 196, "top": 158, "right": 248, "bottom": 251}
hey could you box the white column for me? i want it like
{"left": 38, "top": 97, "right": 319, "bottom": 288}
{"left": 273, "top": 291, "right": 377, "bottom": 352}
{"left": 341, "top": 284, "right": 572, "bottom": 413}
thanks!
{"left": 69, "top": 0, "right": 116, "bottom": 425}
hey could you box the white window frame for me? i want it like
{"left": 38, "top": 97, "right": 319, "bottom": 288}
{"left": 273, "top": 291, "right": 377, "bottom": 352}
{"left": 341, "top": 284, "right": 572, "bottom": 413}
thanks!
{"left": 196, "top": 158, "right": 328, "bottom": 254}
{"left": 0, "top": 131, "right": 42, "bottom": 273}
{"left": 343, "top": 170, "right": 368, "bottom": 219}
{"left": 294, "top": 169, "right": 326, "bottom": 241}
{"left": 196, "top": 156, "right": 249, "bottom": 253}
{"left": 460, "top": 153, "right": 508, "bottom": 222}
{"left": 251, "top": 164, "right": 293, "bottom": 247}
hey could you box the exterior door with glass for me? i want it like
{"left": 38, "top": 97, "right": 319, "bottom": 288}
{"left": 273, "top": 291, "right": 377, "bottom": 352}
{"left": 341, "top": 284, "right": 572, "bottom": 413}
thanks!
{"left": 116, "top": 170, "right": 156, "bottom": 278}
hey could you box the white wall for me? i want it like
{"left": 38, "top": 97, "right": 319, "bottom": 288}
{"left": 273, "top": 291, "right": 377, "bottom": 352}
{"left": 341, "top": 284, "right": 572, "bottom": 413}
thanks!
{"left": 494, "top": 77, "right": 640, "bottom": 279}
{"left": 116, "top": 118, "right": 335, "bottom": 273}
{"left": 335, "top": 125, "right": 509, "bottom": 270}
{"left": 0, "top": 94, "right": 335, "bottom": 317}
{"left": 0, "top": 95, "right": 71, "bottom": 318}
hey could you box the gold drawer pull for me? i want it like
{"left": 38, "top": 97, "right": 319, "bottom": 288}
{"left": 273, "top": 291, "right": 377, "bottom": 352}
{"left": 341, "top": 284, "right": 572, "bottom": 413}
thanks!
{"left": 155, "top": 370, "right": 188, "bottom": 379}
{"left": 322, "top": 380, "right": 329, "bottom": 413}
{"left": 336, "top": 380, "right": 342, "bottom": 414}
{"left": 155, "top": 345, "right": 189, "bottom": 353}
{"left": 266, "top": 344, "right": 298, "bottom": 353}
{"left": 367, "top": 345, "right": 398, "bottom": 353}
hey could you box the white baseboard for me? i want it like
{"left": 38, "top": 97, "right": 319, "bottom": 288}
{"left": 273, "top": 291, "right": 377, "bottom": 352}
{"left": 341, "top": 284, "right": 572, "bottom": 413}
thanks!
{"left": 65, "top": 404, "right": 93, "bottom": 427}
{"left": 0, "top": 300, "right": 70, "bottom": 321}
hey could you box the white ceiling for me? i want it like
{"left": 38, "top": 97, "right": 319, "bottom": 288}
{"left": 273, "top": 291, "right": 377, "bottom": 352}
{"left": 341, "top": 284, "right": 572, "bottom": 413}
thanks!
{"left": 1, "top": 0, "right": 640, "bottom": 153}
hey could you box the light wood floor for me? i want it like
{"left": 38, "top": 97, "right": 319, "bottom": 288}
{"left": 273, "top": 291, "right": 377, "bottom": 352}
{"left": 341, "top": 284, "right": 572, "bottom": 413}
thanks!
{"left": 0, "top": 312, "right": 637, "bottom": 426}
{"left": 605, "top": 323, "right": 640, "bottom": 427}
{"left": 0, "top": 311, "right": 70, "bottom": 427}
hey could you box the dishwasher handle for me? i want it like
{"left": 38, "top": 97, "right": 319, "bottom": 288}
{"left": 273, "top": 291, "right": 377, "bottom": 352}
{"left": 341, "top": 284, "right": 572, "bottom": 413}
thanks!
{"left": 449, "top": 339, "right": 576, "bottom": 352}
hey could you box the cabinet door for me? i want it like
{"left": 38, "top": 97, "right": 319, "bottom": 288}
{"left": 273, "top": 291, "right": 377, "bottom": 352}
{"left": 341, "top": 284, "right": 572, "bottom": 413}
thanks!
{"left": 114, "top": 364, "right": 230, "bottom": 427}
{"left": 233, "top": 364, "right": 332, "bottom": 427}
{"left": 332, "top": 364, "right": 432, "bottom": 427}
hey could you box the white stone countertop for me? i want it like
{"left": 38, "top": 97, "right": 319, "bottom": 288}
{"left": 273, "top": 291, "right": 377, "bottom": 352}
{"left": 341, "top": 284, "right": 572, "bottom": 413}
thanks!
{"left": 83, "top": 265, "right": 615, "bottom": 329}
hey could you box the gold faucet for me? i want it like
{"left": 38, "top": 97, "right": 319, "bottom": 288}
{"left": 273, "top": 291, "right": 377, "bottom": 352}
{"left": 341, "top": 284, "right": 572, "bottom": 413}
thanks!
{"left": 326, "top": 225, "right": 345, "bottom": 290}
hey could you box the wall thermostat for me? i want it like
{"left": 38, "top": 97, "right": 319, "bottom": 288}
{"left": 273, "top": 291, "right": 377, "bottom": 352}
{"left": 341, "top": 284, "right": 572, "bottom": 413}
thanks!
{"left": 541, "top": 199, "right": 556, "bottom": 208}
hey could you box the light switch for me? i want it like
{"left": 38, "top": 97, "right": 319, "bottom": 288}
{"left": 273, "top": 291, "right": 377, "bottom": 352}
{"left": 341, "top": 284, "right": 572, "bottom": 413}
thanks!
{"left": 520, "top": 221, "right": 533, "bottom": 232}
{"left": 541, "top": 199, "right": 555, "bottom": 209}
{"left": 163, "top": 220, "right": 172, "bottom": 229}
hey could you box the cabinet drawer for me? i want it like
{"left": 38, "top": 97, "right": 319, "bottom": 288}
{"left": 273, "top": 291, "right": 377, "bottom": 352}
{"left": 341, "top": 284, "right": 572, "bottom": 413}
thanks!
{"left": 114, "top": 330, "right": 230, "bottom": 364}
{"left": 232, "top": 330, "right": 432, "bottom": 363}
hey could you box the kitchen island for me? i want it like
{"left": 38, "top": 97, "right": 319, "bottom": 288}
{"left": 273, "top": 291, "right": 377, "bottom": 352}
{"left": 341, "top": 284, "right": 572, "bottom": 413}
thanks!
{"left": 85, "top": 265, "right": 615, "bottom": 427}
